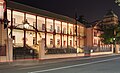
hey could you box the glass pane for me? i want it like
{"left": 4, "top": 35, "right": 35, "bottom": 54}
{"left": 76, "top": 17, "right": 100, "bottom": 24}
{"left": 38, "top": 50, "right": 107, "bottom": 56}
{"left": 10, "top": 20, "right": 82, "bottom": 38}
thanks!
{"left": 62, "top": 22, "right": 67, "bottom": 34}
{"left": 7, "top": 9, "right": 11, "bottom": 27}
{"left": 68, "top": 23, "right": 73, "bottom": 35}
{"left": 26, "top": 14, "right": 36, "bottom": 30}
{"left": 37, "top": 32, "right": 45, "bottom": 44}
{"left": 46, "top": 18, "right": 53, "bottom": 32}
{"left": 37, "top": 16, "right": 45, "bottom": 31}
{"left": 55, "top": 34, "right": 61, "bottom": 48}
{"left": 62, "top": 35, "right": 67, "bottom": 48}
{"left": 55, "top": 20, "right": 61, "bottom": 33}
{"left": 68, "top": 36, "right": 73, "bottom": 47}
{"left": 13, "top": 11, "right": 24, "bottom": 28}
{"left": 26, "top": 31, "right": 35, "bottom": 46}
{"left": 0, "top": 1, "right": 4, "bottom": 19}
{"left": 46, "top": 33, "right": 53, "bottom": 48}
{"left": 13, "top": 29, "right": 24, "bottom": 47}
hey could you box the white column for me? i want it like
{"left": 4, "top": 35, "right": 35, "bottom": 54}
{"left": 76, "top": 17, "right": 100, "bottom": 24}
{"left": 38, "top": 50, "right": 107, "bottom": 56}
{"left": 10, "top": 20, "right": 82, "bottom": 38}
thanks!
{"left": 6, "top": 38, "right": 13, "bottom": 62}
{"left": 38, "top": 39, "right": 45, "bottom": 59}
{"left": 116, "top": 44, "right": 119, "bottom": 53}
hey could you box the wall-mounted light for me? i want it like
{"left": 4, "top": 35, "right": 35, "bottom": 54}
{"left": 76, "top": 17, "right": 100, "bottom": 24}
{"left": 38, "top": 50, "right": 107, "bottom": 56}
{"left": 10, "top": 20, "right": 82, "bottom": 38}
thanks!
{"left": 23, "top": 19, "right": 29, "bottom": 28}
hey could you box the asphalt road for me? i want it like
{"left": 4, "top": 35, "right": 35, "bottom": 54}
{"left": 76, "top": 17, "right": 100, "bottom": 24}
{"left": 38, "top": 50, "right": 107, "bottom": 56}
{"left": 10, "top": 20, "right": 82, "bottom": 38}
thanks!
{"left": 0, "top": 55, "right": 120, "bottom": 73}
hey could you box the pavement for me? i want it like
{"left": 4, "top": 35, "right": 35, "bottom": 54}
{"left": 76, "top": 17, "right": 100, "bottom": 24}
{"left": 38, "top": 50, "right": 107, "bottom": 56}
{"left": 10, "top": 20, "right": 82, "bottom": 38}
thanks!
{"left": 0, "top": 53, "right": 117, "bottom": 69}
{"left": 0, "top": 54, "right": 120, "bottom": 73}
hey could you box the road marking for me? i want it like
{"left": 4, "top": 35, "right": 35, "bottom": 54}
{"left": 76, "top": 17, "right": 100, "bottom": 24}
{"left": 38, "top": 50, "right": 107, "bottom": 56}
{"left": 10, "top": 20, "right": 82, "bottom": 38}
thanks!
{"left": 28, "top": 57, "right": 120, "bottom": 73}
{"left": 19, "top": 54, "right": 114, "bottom": 70}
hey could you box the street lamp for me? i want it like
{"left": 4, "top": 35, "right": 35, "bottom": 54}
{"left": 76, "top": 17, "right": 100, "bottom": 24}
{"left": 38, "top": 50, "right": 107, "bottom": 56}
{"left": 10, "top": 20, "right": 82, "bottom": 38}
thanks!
{"left": 113, "top": 37, "right": 116, "bottom": 53}
{"left": 23, "top": 19, "right": 29, "bottom": 47}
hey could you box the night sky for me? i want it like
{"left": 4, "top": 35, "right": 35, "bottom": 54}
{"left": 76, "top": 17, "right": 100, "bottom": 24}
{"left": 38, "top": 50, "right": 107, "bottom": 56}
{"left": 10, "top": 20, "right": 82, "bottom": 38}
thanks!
{"left": 10, "top": 0, "right": 120, "bottom": 22}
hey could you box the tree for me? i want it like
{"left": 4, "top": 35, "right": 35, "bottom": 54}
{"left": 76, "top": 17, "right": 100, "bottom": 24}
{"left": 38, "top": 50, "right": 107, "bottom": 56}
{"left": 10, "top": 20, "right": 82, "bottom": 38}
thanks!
{"left": 98, "top": 22, "right": 120, "bottom": 53}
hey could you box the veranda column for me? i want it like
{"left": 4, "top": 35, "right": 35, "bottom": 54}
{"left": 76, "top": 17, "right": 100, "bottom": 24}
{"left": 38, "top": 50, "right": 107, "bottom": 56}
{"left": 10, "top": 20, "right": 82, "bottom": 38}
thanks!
{"left": 38, "top": 39, "right": 45, "bottom": 59}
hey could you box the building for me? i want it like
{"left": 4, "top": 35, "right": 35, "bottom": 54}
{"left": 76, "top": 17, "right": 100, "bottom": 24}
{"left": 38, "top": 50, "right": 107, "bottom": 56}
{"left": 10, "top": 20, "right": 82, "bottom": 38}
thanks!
{"left": 0, "top": 0, "right": 86, "bottom": 61}
{"left": 0, "top": 1, "right": 118, "bottom": 62}
{"left": 86, "top": 10, "right": 119, "bottom": 53}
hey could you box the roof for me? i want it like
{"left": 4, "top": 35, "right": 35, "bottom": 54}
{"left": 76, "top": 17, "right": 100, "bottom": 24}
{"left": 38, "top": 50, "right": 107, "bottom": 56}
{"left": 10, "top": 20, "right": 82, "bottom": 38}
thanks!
{"left": 7, "top": 1, "right": 85, "bottom": 26}
{"left": 104, "top": 10, "right": 118, "bottom": 18}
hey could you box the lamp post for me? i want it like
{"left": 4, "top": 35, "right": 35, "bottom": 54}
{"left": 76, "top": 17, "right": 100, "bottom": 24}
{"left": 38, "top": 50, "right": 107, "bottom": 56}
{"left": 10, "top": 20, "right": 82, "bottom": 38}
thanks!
{"left": 113, "top": 37, "right": 116, "bottom": 53}
{"left": 23, "top": 19, "right": 29, "bottom": 47}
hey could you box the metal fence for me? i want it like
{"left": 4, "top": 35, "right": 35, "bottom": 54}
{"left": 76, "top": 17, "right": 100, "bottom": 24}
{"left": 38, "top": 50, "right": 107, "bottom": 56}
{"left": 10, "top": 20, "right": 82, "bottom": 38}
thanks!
{"left": 45, "top": 48, "right": 77, "bottom": 54}
{"left": 91, "top": 47, "right": 112, "bottom": 52}
{"left": 13, "top": 46, "right": 38, "bottom": 60}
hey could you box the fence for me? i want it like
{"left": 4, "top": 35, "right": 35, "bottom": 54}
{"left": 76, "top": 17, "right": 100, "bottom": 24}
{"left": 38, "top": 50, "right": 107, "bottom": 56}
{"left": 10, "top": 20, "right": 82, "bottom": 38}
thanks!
{"left": 45, "top": 48, "right": 77, "bottom": 54}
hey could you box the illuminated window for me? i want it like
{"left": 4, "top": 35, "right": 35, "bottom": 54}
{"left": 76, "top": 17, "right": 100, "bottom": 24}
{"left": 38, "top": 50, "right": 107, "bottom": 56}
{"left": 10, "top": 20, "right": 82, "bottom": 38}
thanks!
{"left": 70, "top": 28, "right": 72, "bottom": 35}
{"left": 57, "top": 26, "right": 59, "bottom": 32}
{"left": 50, "top": 25, "right": 53, "bottom": 32}
{"left": 13, "top": 11, "right": 24, "bottom": 27}
{"left": 37, "top": 16, "right": 45, "bottom": 31}
{"left": 64, "top": 41, "right": 66, "bottom": 46}
{"left": 63, "top": 27, "right": 66, "bottom": 34}
{"left": 57, "top": 39, "right": 60, "bottom": 45}
{"left": 50, "top": 39, "right": 53, "bottom": 45}
{"left": 26, "top": 14, "right": 36, "bottom": 30}
{"left": 70, "top": 40, "right": 72, "bottom": 46}
{"left": 42, "top": 24, "right": 45, "bottom": 31}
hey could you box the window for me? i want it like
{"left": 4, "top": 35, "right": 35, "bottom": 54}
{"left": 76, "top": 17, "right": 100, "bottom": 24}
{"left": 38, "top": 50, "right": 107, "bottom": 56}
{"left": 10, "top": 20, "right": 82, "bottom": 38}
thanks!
{"left": 64, "top": 41, "right": 66, "bottom": 46}
{"left": 70, "top": 28, "right": 72, "bottom": 35}
{"left": 42, "top": 24, "right": 45, "bottom": 31}
{"left": 94, "top": 39, "right": 97, "bottom": 45}
{"left": 50, "top": 39, "right": 53, "bottom": 45}
{"left": 50, "top": 25, "right": 53, "bottom": 32}
{"left": 57, "top": 39, "right": 60, "bottom": 45}
{"left": 33, "top": 22, "right": 36, "bottom": 28}
{"left": 37, "top": 16, "right": 45, "bottom": 31}
{"left": 94, "top": 31, "right": 97, "bottom": 37}
{"left": 63, "top": 27, "right": 66, "bottom": 34}
{"left": 70, "top": 40, "right": 72, "bottom": 46}
{"left": 12, "top": 18, "right": 16, "bottom": 25}
{"left": 13, "top": 11, "right": 24, "bottom": 26}
{"left": 33, "top": 37, "right": 36, "bottom": 45}
{"left": 57, "top": 26, "right": 60, "bottom": 33}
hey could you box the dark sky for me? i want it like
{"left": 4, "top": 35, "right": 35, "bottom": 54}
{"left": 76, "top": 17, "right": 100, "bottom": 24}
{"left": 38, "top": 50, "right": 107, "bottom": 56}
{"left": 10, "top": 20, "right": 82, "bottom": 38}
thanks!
{"left": 10, "top": 0, "right": 120, "bottom": 22}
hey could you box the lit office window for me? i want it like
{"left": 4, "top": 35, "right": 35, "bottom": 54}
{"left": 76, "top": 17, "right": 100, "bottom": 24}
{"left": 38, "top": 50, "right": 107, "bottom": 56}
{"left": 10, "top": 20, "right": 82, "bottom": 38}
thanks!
{"left": 62, "top": 35, "right": 67, "bottom": 47}
{"left": 68, "top": 36, "right": 73, "bottom": 47}
{"left": 26, "top": 14, "right": 36, "bottom": 30}
{"left": 47, "top": 33, "right": 53, "bottom": 48}
{"left": 55, "top": 20, "right": 61, "bottom": 33}
{"left": 13, "top": 11, "right": 24, "bottom": 28}
{"left": 7, "top": 9, "right": 11, "bottom": 27}
{"left": 13, "top": 29, "right": 24, "bottom": 47}
{"left": 37, "top": 32, "right": 45, "bottom": 44}
{"left": 37, "top": 16, "right": 45, "bottom": 31}
{"left": 80, "top": 26, "right": 85, "bottom": 36}
{"left": 26, "top": 31, "right": 35, "bottom": 46}
{"left": 68, "top": 23, "right": 73, "bottom": 35}
{"left": 46, "top": 18, "right": 53, "bottom": 32}
{"left": 55, "top": 34, "right": 61, "bottom": 48}
{"left": 62, "top": 22, "right": 67, "bottom": 34}
{"left": 0, "top": 1, "right": 4, "bottom": 19}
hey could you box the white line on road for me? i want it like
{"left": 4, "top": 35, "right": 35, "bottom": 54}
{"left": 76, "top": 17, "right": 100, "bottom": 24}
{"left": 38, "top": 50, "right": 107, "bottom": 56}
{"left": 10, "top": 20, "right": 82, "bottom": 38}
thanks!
{"left": 28, "top": 57, "right": 120, "bottom": 73}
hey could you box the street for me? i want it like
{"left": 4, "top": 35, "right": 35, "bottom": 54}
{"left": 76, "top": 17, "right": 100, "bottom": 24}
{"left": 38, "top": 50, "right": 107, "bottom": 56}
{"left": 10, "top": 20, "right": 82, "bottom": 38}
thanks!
{"left": 0, "top": 55, "right": 120, "bottom": 73}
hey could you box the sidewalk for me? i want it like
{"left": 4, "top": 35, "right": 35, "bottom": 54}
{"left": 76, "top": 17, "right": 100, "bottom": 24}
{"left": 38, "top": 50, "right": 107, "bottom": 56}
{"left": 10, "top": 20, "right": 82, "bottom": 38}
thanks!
{"left": 0, "top": 53, "right": 116, "bottom": 69}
